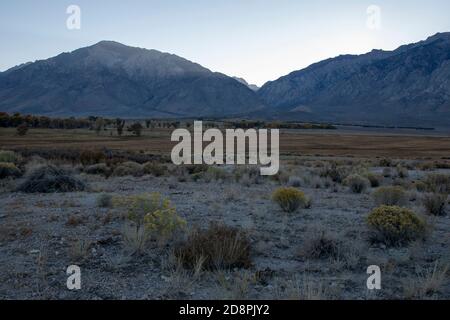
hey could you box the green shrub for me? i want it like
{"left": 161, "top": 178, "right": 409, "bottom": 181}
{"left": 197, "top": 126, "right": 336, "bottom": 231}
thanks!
{"left": 84, "top": 163, "right": 111, "bottom": 176}
{"left": 422, "top": 193, "right": 447, "bottom": 216}
{"left": 396, "top": 165, "right": 409, "bottom": 178}
{"left": 382, "top": 167, "right": 392, "bottom": 178}
{"left": 174, "top": 223, "right": 251, "bottom": 270}
{"left": 185, "top": 164, "right": 208, "bottom": 175}
{"left": 344, "top": 174, "right": 369, "bottom": 193}
{"left": 367, "top": 206, "right": 427, "bottom": 246}
{"left": 367, "top": 173, "right": 381, "bottom": 188}
{"left": 415, "top": 181, "right": 428, "bottom": 192}
{"left": 97, "top": 193, "right": 113, "bottom": 208}
{"left": 372, "top": 186, "right": 407, "bottom": 206}
{"left": 203, "top": 166, "right": 228, "bottom": 182}
{"left": 0, "top": 162, "right": 22, "bottom": 179}
{"left": 320, "top": 164, "right": 350, "bottom": 183}
{"left": 112, "top": 161, "right": 143, "bottom": 177}
{"left": 424, "top": 174, "right": 450, "bottom": 194}
{"left": 379, "top": 158, "right": 392, "bottom": 167}
{"left": 272, "top": 187, "right": 309, "bottom": 213}
{"left": 143, "top": 162, "right": 167, "bottom": 177}
{"left": 0, "top": 150, "right": 20, "bottom": 163}
{"left": 288, "top": 176, "right": 302, "bottom": 188}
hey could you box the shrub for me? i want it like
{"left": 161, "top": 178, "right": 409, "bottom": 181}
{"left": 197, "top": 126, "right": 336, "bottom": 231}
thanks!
{"left": 0, "top": 162, "right": 22, "bottom": 179}
{"left": 69, "top": 240, "right": 91, "bottom": 262}
{"left": 203, "top": 166, "right": 228, "bottom": 182}
{"left": 288, "top": 176, "right": 302, "bottom": 188}
{"left": 382, "top": 167, "right": 392, "bottom": 178}
{"left": 367, "top": 173, "right": 381, "bottom": 188}
{"left": 97, "top": 193, "right": 113, "bottom": 208}
{"left": 233, "top": 165, "right": 259, "bottom": 179}
{"left": 320, "top": 164, "right": 350, "bottom": 183}
{"left": 17, "top": 165, "right": 86, "bottom": 193}
{"left": 124, "top": 193, "right": 186, "bottom": 244}
{"left": 174, "top": 223, "right": 251, "bottom": 270}
{"left": 396, "top": 165, "right": 409, "bottom": 178}
{"left": 379, "top": 158, "right": 392, "bottom": 167}
{"left": 367, "top": 206, "right": 427, "bottom": 246}
{"left": 143, "top": 162, "right": 167, "bottom": 177}
{"left": 79, "top": 150, "right": 106, "bottom": 165}
{"left": 142, "top": 194, "right": 186, "bottom": 244}
{"left": 112, "top": 161, "right": 144, "bottom": 177}
{"left": 272, "top": 187, "right": 309, "bottom": 213}
{"left": 0, "top": 150, "right": 20, "bottom": 163}
{"left": 344, "top": 174, "right": 369, "bottom": 193}
{"left": 84, "top": 163, "right": 111, "bottom": 176}
{"left": 298, "top": 231, "right": 342, "bottom": 260}
{"left": 422, "top": 193, "right": 447, "bottom": 216}
{"left": 185, "top": 164, "right": 209, "bottom": 175}
{"left": 415, "top": 181, "right": 428, "bottom": 192}
{"left": 372, "top": 186, "right": 407, "bottom": 206}
{"left": 424, "top": 174, "right": 450, "bottom": 194}
{"left": 122, "top": 223, "right": 148, "bottom": 255}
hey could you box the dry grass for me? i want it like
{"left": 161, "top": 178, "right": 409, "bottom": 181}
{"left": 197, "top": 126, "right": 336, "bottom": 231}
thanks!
{"left": 422, "top": 193, "right": 447, "bottom": 216}
{"left": 2, "top": 127, "right": 450, "bottom": 159}
{"left": 403, "top": 261, "right": 449, "bottom": 299}
{"left": 175, "top": 223, "right": 251, "bottom": 271}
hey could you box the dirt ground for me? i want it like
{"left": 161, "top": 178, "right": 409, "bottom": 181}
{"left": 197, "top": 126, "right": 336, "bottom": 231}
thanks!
{"left": 0, "top": 153, "right": 449, "bottom": 300}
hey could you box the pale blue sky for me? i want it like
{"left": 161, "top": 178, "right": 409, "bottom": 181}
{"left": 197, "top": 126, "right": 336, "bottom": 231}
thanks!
{"left": 1, "top": 0, "right": 450, "bottom": 86}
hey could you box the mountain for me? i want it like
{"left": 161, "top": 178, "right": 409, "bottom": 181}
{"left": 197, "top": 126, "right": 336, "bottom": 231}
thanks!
{"left": 233, "top": 77, "right": 260, "bottom": 91}
{"left": 258, "top": 33, "right": 450, "bottom": 127}
{"left": 0, "top": 41, "right": 264, "bottom": 118}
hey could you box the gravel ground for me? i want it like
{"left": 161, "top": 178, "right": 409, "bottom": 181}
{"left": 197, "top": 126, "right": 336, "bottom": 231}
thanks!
{"left": 0, "top": 162, "right": 449, "bottom": 300}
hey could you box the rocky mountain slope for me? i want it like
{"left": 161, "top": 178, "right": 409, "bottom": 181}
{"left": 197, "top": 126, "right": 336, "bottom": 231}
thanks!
{"left": 0, "top": 41, "right": 264, "bottom": 118}
{"left": 258, "top": 33, "right": 450, "bottom": 126}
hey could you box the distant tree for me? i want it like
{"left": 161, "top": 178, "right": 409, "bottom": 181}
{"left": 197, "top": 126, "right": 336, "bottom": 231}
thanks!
{"left": 116, "top": 118, "right": 125, "bottom": 136}
{"left": 16, "top": 123, "right": 28, "bottom": 136}
{"left": 145, "top": 119, "right": 151, "bottom": 128}
{"left": 128, "top": 122, "right": 143, "bottom": 137}
{"left": 94, "top": 118, "right": 104, "bottom": 135}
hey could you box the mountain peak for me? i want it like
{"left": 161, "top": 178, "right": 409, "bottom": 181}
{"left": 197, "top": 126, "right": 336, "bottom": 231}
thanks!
{"left": 0, "top": 42, "right": 264, "bottom": 118}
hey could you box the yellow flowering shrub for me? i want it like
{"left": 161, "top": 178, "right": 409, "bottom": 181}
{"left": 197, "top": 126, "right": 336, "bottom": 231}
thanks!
{"left": 118, "top": 193, "right": 186, "bottom": 244}
{"left": 272, "top": 187, "right": 309, "bottom": 213}
{"left": 367, "top": 205, "right": 427, "bottom": 246}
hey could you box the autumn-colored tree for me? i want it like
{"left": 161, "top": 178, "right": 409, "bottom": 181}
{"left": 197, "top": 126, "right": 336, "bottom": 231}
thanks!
{"left": 16, "top": 123, "right": 28, "bottom": 136}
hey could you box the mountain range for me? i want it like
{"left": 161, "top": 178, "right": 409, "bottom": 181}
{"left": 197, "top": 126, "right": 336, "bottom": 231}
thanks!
{"left": 1, "top": 33, "right": 450, "bottom": 127}
{"left": 0, "top": 41, "right": 264, "bottom": 118}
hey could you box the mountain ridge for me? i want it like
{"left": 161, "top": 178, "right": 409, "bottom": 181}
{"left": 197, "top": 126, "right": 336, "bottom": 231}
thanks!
{"left": 258, "top": 32, "right": 450, "bottom": 126}
{"left": 0, "top": 41, "right": 265, "bottom": 118}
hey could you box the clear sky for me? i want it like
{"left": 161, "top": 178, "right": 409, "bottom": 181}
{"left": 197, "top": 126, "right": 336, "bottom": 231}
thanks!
{"left": 1, "top": 0, "right": 450, "bottom": 86}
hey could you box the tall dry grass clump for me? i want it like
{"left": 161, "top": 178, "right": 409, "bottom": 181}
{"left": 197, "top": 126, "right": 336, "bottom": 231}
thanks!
{"left": 175, "top": 223, "right": 251, "bottom": 271}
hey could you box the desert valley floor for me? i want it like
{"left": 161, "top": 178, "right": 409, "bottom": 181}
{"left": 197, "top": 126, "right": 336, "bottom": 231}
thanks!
{"left": 0, "top": 127, "right": 449, "bottom": 299}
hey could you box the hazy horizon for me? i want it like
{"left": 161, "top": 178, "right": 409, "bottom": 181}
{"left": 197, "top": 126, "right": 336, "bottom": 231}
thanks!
{"left": 1, "top": 0, "right": 450, "bottom": 86}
